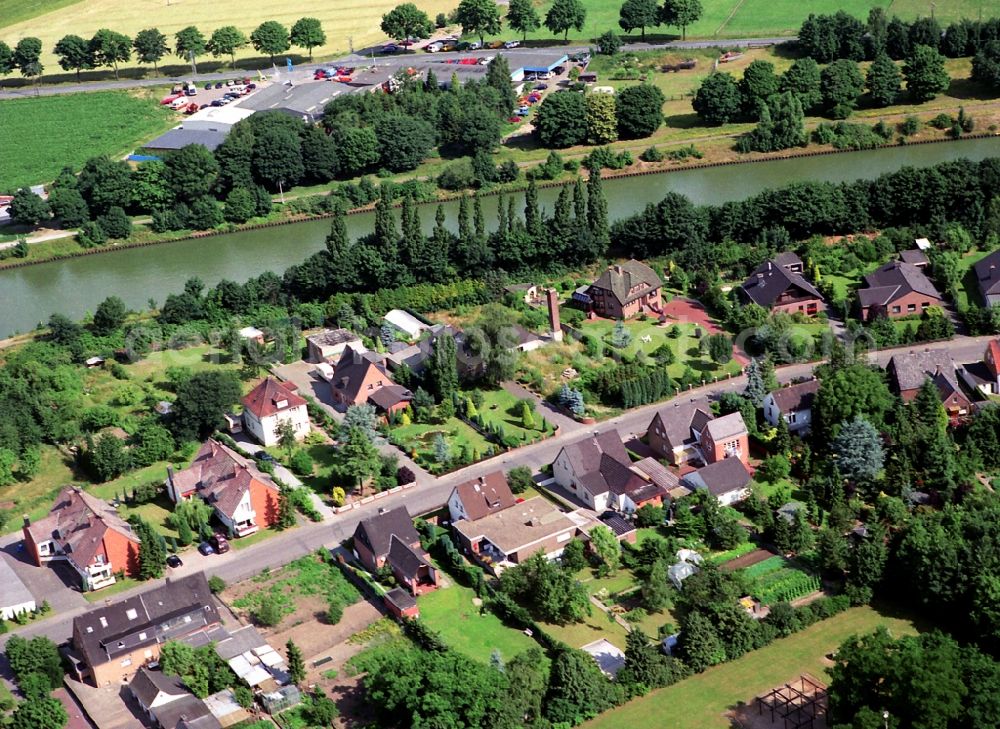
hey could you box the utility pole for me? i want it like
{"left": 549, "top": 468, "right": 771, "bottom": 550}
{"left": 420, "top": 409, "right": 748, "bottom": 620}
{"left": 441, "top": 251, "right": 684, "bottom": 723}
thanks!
{"left": 278, "top": 180, "right": 286, "bottom": 204}
{"left": 188, "top": 50, "right": 197, "bottom": 76}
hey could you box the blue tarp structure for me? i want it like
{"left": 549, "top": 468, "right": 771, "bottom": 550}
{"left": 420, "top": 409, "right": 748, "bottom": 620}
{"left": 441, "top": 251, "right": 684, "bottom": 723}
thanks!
{"left": 127, "top": 154, "right": 162, "bottom": 162}
{"left": 521, "top": 54, "right": 568, "bottom": 73}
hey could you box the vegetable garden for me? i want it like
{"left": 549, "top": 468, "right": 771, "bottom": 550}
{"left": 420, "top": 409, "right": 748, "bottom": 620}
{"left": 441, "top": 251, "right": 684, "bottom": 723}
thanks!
{"left": 739, "top": 556, "right": 820, "bottom": 605}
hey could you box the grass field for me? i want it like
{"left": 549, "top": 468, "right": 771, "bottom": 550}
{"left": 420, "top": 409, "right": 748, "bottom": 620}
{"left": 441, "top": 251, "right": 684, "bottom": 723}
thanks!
{"left": 0, "top": 90, "right": 174, "bottom": 190}
{"left": 0, "top": 0, "right": 79, "bottom": 30}
{"left": 418, "top": 580, "right": 539, "bottom": 664}
{"left": 584, "top": 604, "right": 921, "bottom": 729}
{"left": 390, "top": 416, "right": 492, "bottom": 470}
{"left": 0, "top": 0, "right": 456, "bottom": 80}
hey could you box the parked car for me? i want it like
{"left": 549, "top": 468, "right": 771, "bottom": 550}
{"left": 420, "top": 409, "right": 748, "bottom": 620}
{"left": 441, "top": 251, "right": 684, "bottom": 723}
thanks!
{"left": 214, "top": 82, "right": 224, "bottom": 89}
{"left": 160, "top": 93, "right": 182, "bottom": 105}
{"left": 516, "top": 106, "right": 530, "bottom": 116}
{"left": 553, "top": 65, "right": 566, "bottom": 75}
{"left": 504, "top": 40, "right": 521, "bottom": 48}
{"left": 198, "top": 541, "right": 215, "bottom": 556}
{"left": 166, "top": 555, "right": 183, "bottom": 568}
{"left": 210, "top": 534, "right": 231, "bottom": 554}
{"left": 210, "top": 99, "right": 225, "bottom": 107}
{"left": 534, "top": 83, "right": 548, "bottom": 90}
{"left": 184, "top": 87, "right": 197, "bottom": 96}
{"left": 204, "top": 82, "right": 213, "bottom": 90}
{"left": 379, "top": 43, "right": 401, "bottom": 54}
{"left": 184, "top": 103, "right": 199, "bottom": 114}
{"left": 488, "top": 40, "right": 505, "bottom": 49}
{"left": 169, "top": 97, "right": 189, "bottom": 110}
{"left": 256, "top": 451, "right": 276, "bottom": 463}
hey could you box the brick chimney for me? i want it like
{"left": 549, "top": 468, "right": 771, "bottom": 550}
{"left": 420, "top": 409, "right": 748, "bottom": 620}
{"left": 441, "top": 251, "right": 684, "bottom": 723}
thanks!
{"left": 546, "top": 288, "right": 563, "bottom": 342}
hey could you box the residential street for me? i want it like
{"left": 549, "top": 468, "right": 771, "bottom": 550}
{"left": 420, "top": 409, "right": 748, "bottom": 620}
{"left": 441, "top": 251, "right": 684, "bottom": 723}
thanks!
{"left": 1, "top": 332, "right": 991, "bottom": 651}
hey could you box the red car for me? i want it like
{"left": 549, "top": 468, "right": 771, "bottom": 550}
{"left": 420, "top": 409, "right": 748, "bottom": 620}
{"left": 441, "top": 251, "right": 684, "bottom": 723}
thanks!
{"left": 160, "top": 93, "right": 182, "bottom": 105}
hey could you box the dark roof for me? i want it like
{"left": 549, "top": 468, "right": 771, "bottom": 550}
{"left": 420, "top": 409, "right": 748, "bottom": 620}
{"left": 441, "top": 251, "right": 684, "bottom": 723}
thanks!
{"left": 385, "top": 587, "right": 417, "bottom": 611}
{"left": 684, "top": 458, "right": 752, "bottom": 497}
{"left": 649, "top": 397, "right": 713, "bottom": 451}
{"left": 899, "top": 249, "right": 928, "bottom": 266}
{"left": 130, "top": 667, "right": 188, "bottom": 708}
{"left": 144, "top": 128, "right": 230, "bottom": 152}
{"left": 858, "top": 261, "right": 941, "bottom": 309}
{"left": 73, "top": 573, "right": 220, "bottom": 670}
{"left": 353, "top": 506, "right": 419, "bottom": 559}
{"left": 741, "top": 257, "right": 823, "bottom": 308}
{"left": 974, "top": 249, "right": 1000, "bottom": 297}
{"left": 588, "top": 260, "right": 662, "bottom": 305}
{"left": 773, "top": 251, "right": 803, "bottom": 268}
{"left": 237, "top": 81, "right": 341, "bottom": 121}
{"left": 368, "top": 384, "right": 412, "bottom": 412}
{"left": 387, "top": 535, "right": 432, "bottom": 579}
{"left": 451, "top": 472, "right": 516, "bottom": 521}
{"left": 560, "top": 431, "right": 631, "bottom": 476}
{"left": 242, "top": 377, "right": 306, "bottom": 418}
{"left": 888, "top": 350, "right": 957, "bottom": 392}
{"left": 154, "top": 693, "right": 221, "bottom": 729}
{"left": 307, "top": 328, "right": 360, "bottom": 347}
{"left": 168, "top": 440, "right": 279, "bottom": 520}
{"left": 600, "top": 513, "right": 636, "bottom": 537}
{"left": 512, "top": 324, "right": 543, "bottom": 346}
{"left": 767, "top": 380, "right": 819, "bottom": 414}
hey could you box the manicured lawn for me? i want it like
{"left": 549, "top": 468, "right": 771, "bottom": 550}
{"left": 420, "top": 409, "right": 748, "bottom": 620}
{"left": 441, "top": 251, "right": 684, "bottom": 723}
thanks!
{"left": 584, "top": 605, "right": 921, "bottom": 729}
{"left": 418, "top": 582, "right": 538, "bottom": 664}
{"left": 119, "top": 495, "right": 179, "bottom": 541}
{"left": 0, "top": 444, "right": 77, "bottom": 535}
{"left": 0, "top": 0, "right": 80, "bottom": 29}
{"left": 231, "top": 527, "right": 287, "bottom": 550}
{"left": 541, "top": 608, "right": 630, "bottom": 651}
{"left": 473, "top": 388, "right": 551, "bottom": 445}
{"left": 390, "top": 417, "right": 492, "bottom": 470}
{"left": 956, "top": 249, "right": 992, "bottom": 311}
{"left": 577, "top": 319, "right": 742, "bottom": 379}
{"left": 123, "top": 344, "right": 243, "bottom": 385}
{"left": 722, "top": 0, "right": 887, "bottom": 36}
{"left": 0, "top": 91, "right": 175, "bottom": 190}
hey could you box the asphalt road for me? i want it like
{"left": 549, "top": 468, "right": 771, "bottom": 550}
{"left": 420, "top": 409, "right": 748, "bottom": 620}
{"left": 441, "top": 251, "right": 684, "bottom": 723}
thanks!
{"left": 1, "top": 331, "right": 991, "bottom": 651}
{"left": 0, "top": 36, "right": 795, "bottom": 100}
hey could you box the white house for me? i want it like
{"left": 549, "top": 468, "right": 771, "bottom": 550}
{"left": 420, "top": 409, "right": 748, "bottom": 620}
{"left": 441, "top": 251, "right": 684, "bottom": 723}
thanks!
{"left": 384, "top": 309, "right": 430, "bottom": 340}
{"left": 447, "top": 472, "right": 516, "bottom": 524}
{"left": 241, "top": 377, "right": 310, "bottom": 447}
{"left": 763, "top": 379, "right": 819, "bottom": 433}
{"left": 0, "top": 557, "right": 35, "bottom": 620}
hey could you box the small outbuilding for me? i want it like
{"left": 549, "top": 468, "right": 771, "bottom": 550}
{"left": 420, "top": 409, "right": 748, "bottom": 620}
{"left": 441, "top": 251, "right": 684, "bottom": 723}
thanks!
{"left": 0, "top": 557, "right": 35, "bottom": 620}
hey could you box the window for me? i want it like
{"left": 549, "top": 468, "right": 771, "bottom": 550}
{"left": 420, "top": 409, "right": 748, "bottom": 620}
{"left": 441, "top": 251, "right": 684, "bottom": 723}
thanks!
{"left": 921, "top": 302, "right": 930, "bottom": 309}
{"left": 789, "top": 412, "right": 797, "bottom": 423}
{"left": 891, "top": 306, "right": 901, "bottom": 314}
{"left": 907, "top": 304, "right": 916, "bottom": 312}
{"left": 138, "top": 632, "right": 147, "bottom": 640}
{"left": 125, "top": 608, "right": 138, "bottom": 620}
{"left": 99, "top": 617, "right": 108, "bottom": 628}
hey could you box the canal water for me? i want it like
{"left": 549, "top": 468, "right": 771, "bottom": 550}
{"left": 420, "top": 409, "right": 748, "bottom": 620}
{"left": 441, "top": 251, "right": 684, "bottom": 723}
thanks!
{"left": 1, "top": 137, "right": 998, "bottom": 338}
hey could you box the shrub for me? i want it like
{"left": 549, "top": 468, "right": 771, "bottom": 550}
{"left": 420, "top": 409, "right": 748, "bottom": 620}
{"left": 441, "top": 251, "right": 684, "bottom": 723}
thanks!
{"left": 929, "top": 112, "right": 952, "bottom": 129}
{"left": 289, "top": 449, "right": 314, "bottom": 476}
{"left": 208, "top": 576, "right": 226, "bottom": 593}
{"left": 640, "top": 146, "right": 664, "bottom": 162}
{"left": 900, "top": 115, "right": 921, "bottom": 135}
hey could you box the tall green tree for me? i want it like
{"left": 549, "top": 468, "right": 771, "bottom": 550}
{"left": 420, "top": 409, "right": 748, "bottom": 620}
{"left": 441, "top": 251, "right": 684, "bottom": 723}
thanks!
{"left": 380, "top": 3, "right": 434, "bottom": 42}
{"left": 174, "top": 26, "right": 207, "bottom": 65}
{"left": 739, "top": 59, "right": 780, "bottom": 118}
{"left": 133, "top": 28, "right": 168, "bottom": 74}
{"left": 619, "top": 0, "right": 660, "bottom": 40}
{"left": 904, "top": 44, "right": 950, "bottom": 101}
{"left": 692, "top": 72, "right": 741, "bottom": 124}
{"left": 93, "top": 295, "right": 127, "bottom": 335}
{"left": 454, "top": 0, "right": 502, "bottom": 46}
{"left": 286, "top": 639, "right": 306, "bottom": 684}
{"left": 545, "top": 0, "right": 587, "bottom": 42}
{"left": 428, "top": 334, "right": 459, "bottom": 401}
{"left": 866, "top": 53, "right": 901, "bottom": 106}
{"left": 53, "top": 34, "right": 93, "bottom": 81}
{"left": 660, "top": 0, "right": 702, "bottom": 40}
{"left": 780, "top": 57, "right": 822, "bottom": 111}
{"left": 207, "top": 26, "right": 248, "bottom": 66}
{"left": 820, "top": 58, "right": 864, "bottom": 118}
{"left": 165, "top": 143, "right": 220, "bottom": 202}
{"left": 251, "top": 21, "right": 291, "bottom": 63}
{"left": 506, "top": 0, "right": 541, "bottom": 40}
{"left": 12, "top": 37, "right": 43, "bottom": 80}
{"left": 536, "top": 91, "right": 588, "bottom": 147}
{"left": 290, "top": 17, "right": 326, "bottom": 59}
{"left": 89, "top": 29, "right": 131, "bottom": 79}
{"left": 544, "top": 648, "right": 616, "bottom": 725}
{"left": 616, "top": 83, "right": 665, "bottom": 138}
{"left": 170, "top": 370, "right": 242, "bottom": 441}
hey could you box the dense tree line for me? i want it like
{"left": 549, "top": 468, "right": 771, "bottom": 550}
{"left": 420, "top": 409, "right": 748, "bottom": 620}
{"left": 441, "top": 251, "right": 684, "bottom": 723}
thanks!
{"left": 535, "top": 84, "right": 666, "bottom": 148}
{"left": 799, "top": 10, "right": 1000, "bottom": 63}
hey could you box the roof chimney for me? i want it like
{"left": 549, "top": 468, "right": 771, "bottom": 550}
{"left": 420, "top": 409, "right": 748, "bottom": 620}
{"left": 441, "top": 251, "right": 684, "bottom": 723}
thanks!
{"left": 22, "top": 514, "right": 29, "bottom": 528}
{"left": 547, "top": 288, "right": 563, "bottom": 343}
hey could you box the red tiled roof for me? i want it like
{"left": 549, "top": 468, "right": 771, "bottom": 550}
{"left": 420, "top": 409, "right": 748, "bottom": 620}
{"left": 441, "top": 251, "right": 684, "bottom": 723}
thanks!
{"left": 241, "top": 377, "right": 306, "bottom": 419}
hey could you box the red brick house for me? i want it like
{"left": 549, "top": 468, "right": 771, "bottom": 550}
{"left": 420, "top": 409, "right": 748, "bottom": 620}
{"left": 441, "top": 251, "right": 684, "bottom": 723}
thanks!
{"left": 646, "top": 398, "right": 748, "bottom": 466}
{"left": 330, "top": 347, "right": 412, "bottom": 414}
{"left": 166, "top": 439, "right": 281, "bottom": 537}
{"left": 700, "top": 412, "right": 749, "bottom": 464}
{"left": 353, "top": 506, "right": 438, "bottom": 596}
{"left": 24, "top": 487, "right": 140, "bottom": 591}
{"left": 740, "top": 253, "right": 825, "bottom": 316}
{"left": 578, "top": 260, "right": 662, "bottom": 319}
{"left": 858, "top": 261, "right": 943, "bottom": 321}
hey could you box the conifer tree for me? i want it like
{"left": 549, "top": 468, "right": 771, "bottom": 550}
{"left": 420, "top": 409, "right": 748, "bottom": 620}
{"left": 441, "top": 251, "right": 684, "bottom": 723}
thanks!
{"left": 524, "top": 178, "right": 542, "bottom": 238}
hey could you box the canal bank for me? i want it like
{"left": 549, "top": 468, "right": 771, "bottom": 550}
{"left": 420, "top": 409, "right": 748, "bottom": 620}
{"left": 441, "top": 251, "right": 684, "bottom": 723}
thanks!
{"left": 1, "top": 135, "right": 998, "bottom": 338}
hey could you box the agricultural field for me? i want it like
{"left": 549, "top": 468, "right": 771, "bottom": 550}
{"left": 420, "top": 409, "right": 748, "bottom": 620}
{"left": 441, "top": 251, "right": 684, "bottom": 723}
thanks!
{"left": 0, "top": 90, "right": 174, "bottom": 191}
{"left": 0, "top": 0, "right": 78, "bottom": 30}
{"left": 584, "top": 604, "right": 921, "bottom": 729}
{"left": 0, "top": 0, "right": 456, "bottom": 79}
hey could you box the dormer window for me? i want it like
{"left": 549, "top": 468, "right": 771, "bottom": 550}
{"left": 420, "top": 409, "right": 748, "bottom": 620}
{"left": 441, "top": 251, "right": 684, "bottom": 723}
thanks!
{"left": 126, "top": 608, "right": 138, "bottom": 621}
{"left": 99, "top": 617, "right": 108, "bottom": 628}
{"left": 276, "top": 399, "right": 287, "bottom": 409}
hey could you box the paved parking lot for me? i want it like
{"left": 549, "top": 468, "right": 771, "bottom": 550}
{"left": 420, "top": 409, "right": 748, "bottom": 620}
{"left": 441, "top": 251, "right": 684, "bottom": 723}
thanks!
{"left": 0, "top": 540, "right": 89, "bottom": 614}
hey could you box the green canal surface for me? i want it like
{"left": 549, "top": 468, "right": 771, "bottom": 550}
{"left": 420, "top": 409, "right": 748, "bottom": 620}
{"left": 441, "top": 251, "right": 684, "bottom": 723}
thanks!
{"left": 2, "top": 137, "right": 999, "bottom": 338}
